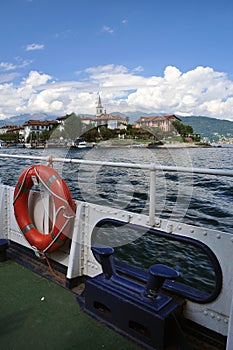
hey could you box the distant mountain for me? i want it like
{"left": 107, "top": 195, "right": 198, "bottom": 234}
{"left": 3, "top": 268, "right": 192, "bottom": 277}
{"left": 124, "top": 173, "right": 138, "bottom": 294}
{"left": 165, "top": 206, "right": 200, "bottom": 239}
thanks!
{"left": 0, "top": 113, "right": 55, "bottom": 126}
{"left": 180, "top": 116, "right": 233, "bottom": 142}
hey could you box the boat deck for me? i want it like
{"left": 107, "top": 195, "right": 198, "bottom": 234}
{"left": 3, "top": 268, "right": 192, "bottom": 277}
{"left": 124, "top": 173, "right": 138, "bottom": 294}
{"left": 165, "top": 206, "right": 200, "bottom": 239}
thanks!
{"left": 0, "top": 251, "right": 227, "bottom": 350}
{"left": 0, "top": 153, "right": 232, "bottom": 349}
{"left": 0, "top": 259, "right": 140, "bottom": 349}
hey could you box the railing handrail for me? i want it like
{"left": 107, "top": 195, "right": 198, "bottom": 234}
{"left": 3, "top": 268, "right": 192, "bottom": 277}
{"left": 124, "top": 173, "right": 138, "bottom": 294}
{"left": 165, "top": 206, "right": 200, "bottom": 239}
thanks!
{"left": 0, "top": 153, "right": 233, "bottom": 177}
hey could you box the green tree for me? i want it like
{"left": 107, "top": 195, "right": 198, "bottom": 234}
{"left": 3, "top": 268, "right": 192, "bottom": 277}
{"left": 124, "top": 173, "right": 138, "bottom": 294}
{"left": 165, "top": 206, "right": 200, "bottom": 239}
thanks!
{"left": 99, "top": 127, "right": 115, "bottom": 140}
{"left": 26, "top": 131, "right": 38, "bottom": 143}
{"left": 82, "top": 127, "right": 99, "bottom": 142}
{"left": 172, "top": 121, "right": 193, "bottom": 136}
{"left": 40, "top": 129, "right": 51, "bottom": 142}
{"left": 126, "top": 125, "right": 138, "bottom": 138}
{"left": 0, "top": 132, "right": 19, "bottom": 143}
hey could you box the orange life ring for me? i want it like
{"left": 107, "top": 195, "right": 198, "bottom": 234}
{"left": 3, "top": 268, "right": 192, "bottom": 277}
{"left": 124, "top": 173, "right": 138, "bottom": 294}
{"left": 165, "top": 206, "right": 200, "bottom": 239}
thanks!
{"left": 13, "top": 164, "right": 75, "bottom": 254}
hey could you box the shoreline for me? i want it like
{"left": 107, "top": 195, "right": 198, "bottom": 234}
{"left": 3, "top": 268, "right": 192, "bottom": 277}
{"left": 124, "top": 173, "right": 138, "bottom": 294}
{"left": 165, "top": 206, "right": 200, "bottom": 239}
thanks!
{"left": 1, "top": 141, "right": 220, "bottom": 150}
{"left": 153, "top": 142, "right": 212, "bottom": 149}
{"left": 95, "top": 140, "right": 213, "bottom": 149}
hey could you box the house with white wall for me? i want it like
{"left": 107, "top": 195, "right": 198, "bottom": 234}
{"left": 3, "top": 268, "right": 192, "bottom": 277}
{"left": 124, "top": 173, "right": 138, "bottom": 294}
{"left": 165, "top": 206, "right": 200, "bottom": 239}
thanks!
{"left": 23, "top": 120, "right": 58, "bottom": 141}
{"left": 81, "top": 95, "right": 128, "bottom": 130}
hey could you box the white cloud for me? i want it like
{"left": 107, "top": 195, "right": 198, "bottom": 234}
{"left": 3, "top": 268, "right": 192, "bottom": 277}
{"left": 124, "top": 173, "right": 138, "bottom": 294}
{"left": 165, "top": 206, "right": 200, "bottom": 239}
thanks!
{"left": 22, "top": 70, "right": 52, "bottom": 87}
{"left": 133, "top": 66, "right": 144, "bottom": 73}
{"left": 164, "top": 66, "right": 182, "bottom": 82}
{"left": 1, "top": 64, "right": 233, "bottom": 120}
{"left": 0, "top": 82, "right": 23, "bottom": 119}
{"left": 0, "top": 59, "right": 32, "bottom": 72}
{"left": 0, "top": 62, "right": 17, "bottom": 71}
{"left": 19, "top": 59, "right": 33, "bottom": 68}
{"left": 25, "top": 43, "right": 45, "bottom": 51}
{"left": 101, "top": 25, "right": 114, "bottom": 34}
{"left": 0, "top": 73, "right": 20, "bottom": 83}
{"left": 86, "top": 64, "right": 126, "bottom": 74}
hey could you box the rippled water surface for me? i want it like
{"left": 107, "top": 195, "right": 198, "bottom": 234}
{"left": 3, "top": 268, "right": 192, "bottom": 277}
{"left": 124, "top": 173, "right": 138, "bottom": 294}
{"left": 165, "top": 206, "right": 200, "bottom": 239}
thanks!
{"left": 1, "top": 146, "right": 232, "bottom": 231}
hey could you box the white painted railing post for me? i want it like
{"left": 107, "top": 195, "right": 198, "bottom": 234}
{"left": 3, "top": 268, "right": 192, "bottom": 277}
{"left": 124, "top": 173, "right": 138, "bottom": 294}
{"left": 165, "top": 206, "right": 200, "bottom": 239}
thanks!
{"left": 44, "top": 192, "right": 50, "bottom": 234}
{"left": 149, "top": 167, "right": 156, "bottom": 226}
{"left": 226, "top": 294, "right": 233, "bottom": 349}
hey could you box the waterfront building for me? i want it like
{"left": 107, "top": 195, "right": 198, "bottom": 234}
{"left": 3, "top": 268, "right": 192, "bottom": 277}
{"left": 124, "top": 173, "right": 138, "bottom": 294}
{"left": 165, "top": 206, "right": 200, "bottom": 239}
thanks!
{"left": 135, "top": 115, "right": 180, "bottom": 132}
{"left": 0, "top": 125, "right": 19, "bottom": 134}
{"left": 23, "top": 119, "right": 58, "bottom": 141}
{"left": 82, "top": 95, "right": 128, "bottom": 130}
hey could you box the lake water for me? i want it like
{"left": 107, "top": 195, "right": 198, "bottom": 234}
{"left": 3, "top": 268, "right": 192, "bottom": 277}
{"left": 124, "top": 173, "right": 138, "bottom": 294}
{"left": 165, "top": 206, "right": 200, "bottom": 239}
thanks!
{"left": 1, "top": 145, "right": 232, "bottom": 231}
{"left": 0, "top": 145, "right": 232, "bottom": 294}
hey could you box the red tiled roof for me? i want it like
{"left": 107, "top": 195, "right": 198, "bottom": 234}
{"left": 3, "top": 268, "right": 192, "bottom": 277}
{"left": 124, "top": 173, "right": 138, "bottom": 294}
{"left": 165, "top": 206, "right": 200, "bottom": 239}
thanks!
{"left": 81, "top": 117, "right": 96, "bottom": 121}
{"left": 56, "top": 115, "right": 69, "bottom": 121}
{"left": 81, "top": 114, "right": 127, "bottom": 122}
{"left": 6, "top": 126, "right": 24, "bottom": 132}
{"left": 135, "top": 115, "right": 179, "bottom": 123}
{"left": 95, "top": 114, "right": 127, "bottom": 121}
{"left": 0, "top": 125, "right": 18, "bottom": 129}
{"left": 23, "top": 119, "right": 58, "bottom": 126}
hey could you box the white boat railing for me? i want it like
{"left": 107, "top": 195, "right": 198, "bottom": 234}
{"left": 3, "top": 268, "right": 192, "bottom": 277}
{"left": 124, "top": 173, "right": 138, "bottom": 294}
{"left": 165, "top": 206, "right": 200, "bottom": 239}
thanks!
{"left": 0, "top": 153, "right": 233, "bottom": 226}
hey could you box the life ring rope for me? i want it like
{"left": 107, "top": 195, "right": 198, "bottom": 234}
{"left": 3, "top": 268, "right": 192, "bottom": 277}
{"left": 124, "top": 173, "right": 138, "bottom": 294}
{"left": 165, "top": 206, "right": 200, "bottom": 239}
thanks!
{"left": 42, "top": 216, "right": 70, "bottom": 254}
{"left": 13, "top": 166, "right": 32, "bottom": 204}
{"left": 43, "top": 201, "right": 75, "bottom": 254}
{"left": 29, "top": 204, "right": 72, "bottom": 255}
{"left": 34, "top": 167, "right": 70, "bottom": 205}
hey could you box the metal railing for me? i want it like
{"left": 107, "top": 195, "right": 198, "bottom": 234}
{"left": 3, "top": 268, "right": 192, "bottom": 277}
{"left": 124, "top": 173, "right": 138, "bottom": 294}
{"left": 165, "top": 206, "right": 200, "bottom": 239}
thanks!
{"left": 0, "top": 153, "right": 233, "bottom": 226}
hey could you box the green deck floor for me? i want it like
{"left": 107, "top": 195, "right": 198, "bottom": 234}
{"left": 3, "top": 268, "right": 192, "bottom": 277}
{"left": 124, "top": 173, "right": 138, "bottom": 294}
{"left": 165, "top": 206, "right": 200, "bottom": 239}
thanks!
{"left": 0, "top": 260, "right": 140, "bottom": 349}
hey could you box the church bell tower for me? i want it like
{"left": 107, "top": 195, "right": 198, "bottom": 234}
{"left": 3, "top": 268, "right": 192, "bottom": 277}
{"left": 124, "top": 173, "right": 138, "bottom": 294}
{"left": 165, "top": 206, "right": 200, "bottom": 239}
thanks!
{"left": 96, "top": 95, "right": 104, "bottom": 116}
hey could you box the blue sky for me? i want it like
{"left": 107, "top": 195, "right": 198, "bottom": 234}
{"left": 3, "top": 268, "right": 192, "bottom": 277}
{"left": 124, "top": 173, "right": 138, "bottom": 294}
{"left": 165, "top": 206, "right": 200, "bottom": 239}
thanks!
{"left": 1, "top": 0, "right": 233, "bottom": 120}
